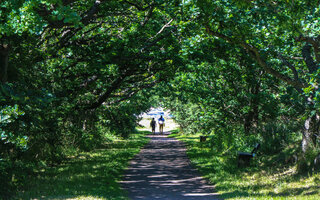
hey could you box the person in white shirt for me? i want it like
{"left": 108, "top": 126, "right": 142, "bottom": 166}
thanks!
{"left": 158, "top": 115, "right": 165, "bottom": 134}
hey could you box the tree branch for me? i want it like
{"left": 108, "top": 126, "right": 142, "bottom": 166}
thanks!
{"left": 277, "top": 53, "right": 299, "bottom": 81}
{"left": 141, "top": 2, "right": 155, "bottom": 26}
{"left": 302, "top": 43, "right": 318, "bottom": 74}
{"left": 105, "top": 79, "right": 159, "bottom": 106}
{"left": 205, "top": 24, "right": 306, "bottom": 90}
{"left": 140, "top": 19, "right": 174, "bottom": 52}
{"left": 81, "top": 0, "right": 101, "bottom": 25}
{"left": 296, "top": 35, "right": 320, "bottom": 63}
{"left": 123, "top": 0, "right": 154, "bottom": 11}
{"left": 85, "top": 75, "right": 125, "bottom": 110}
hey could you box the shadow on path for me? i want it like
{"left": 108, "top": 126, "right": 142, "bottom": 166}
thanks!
{"left": 120, "top": 132, "right": 220, "bottom": 200}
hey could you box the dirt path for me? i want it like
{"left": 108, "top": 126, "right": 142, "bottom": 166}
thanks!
{"left": 120, "top": 132, "right": 220, "bottom": 200}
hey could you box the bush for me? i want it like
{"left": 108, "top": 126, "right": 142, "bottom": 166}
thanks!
{"left": 0, "top": 159, "right": 34, "bottom": 200}
{"left": 297, "top": 147, "right": 320, "bottom": 173}
{"left": 258, "top": 120, "right": 300, "bottom": 155}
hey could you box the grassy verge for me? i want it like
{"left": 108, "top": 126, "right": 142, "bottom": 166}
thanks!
{"left": 16, "top": 131, "right": 150, "bottom": 200}
{"left": 169, "top": 131, "right": 320, "bottom": 200}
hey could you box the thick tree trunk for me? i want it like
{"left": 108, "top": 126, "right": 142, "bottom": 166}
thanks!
{"left": 0, "top": 44, "right": 9, "bottom": 83}
{"left": 302, "top": 112, "right": 319, "bottom": 152}
{"left": 300, "top": 42, "right": 320, "bottom": 153}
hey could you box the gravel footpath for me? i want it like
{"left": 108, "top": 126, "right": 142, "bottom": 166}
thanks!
{"left": 120, "top": 132, "right": 220, "bottom": 200}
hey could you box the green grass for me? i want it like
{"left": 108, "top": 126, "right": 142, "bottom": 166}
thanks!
{"left": 15, "top": 131, "right": 150, "bottom": 200}
{"left": 170, "top": 132, "right": 320, "bottom": 200}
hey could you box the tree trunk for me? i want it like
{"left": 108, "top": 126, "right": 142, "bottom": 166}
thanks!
{"left": 0, "top": 44, "right": 9, "bottom": 83}
{"left": 244, "top": 80, "right": 260, "bottom": 133}
{"left": 302, "top": 112, "right": 319, "bottom": 152}
{"left": 82, "top": 119, "right": 87, "bottom": 131}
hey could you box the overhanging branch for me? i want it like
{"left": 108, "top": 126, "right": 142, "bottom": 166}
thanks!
{"left": 205, "top": 24, "right": 306, "bottom": 90}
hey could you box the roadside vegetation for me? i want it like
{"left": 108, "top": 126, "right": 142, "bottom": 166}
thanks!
{"left": 170, "top": 131, "right": 320, "bottom": 200}
{"left": 15, "top": 131, "right": 149, "bottom": 200}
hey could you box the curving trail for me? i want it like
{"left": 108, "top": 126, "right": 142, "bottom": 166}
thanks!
{"left": 120, "top": 132, "right": 220, "bottom": 200}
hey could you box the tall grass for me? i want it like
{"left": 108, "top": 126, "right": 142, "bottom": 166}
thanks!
{"left": 15, "top": 131, "right": 150, "bottom": 200}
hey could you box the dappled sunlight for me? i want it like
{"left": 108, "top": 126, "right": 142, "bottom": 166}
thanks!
{"left": 34, "top": 195, "right": 108, "bottom": 200}
{"left": 120, "top": 132, "right": 220, "bottom": 199}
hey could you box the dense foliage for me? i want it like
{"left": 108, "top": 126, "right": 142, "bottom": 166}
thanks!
{"left": 162, "top": 0, "right": 320, "bottom": 173}
{"left": 162, "top": 0, "right": 320, "bottom": 170}
{"left": 0, "top": 0, "right": 182, "bottom": 197}
{"left": 1, "top": 0, "right": 320, "bottom": 198}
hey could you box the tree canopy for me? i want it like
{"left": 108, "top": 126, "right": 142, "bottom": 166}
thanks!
{"left": 1, "top": 0, "right": 320, "bottom": 197}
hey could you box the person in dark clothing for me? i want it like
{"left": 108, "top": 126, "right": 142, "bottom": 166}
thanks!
{"left": 150, "top": 118, "right": 156, "bottom": 134}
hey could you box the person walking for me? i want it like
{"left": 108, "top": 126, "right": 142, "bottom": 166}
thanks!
{"left": 150, "top": 118, "right": 156, "bottom": 134}
{"left": 158, "top": 115, "right": 165, "bottom": 134}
